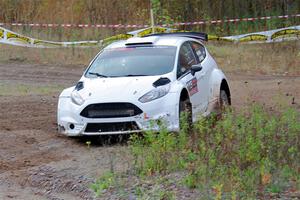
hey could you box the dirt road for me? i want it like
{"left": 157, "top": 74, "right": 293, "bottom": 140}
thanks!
{"left": 0, "top": 63, "right": 299, "bottom": 199}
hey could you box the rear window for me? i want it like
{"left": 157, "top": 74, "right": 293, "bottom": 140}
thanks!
{"left": 85, "top": 46, "right": 177, "bottom": 77}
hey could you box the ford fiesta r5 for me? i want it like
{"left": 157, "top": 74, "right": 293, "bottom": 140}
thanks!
{"left": 57, "top": 33, "right": 231, "bottom": 136}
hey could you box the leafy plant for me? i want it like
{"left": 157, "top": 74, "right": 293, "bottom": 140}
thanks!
{"left": 130, "top": 104, "right": 300, "bottom": 199}
{"left": 90, "top": 172, "right": 115, "bottom": 197}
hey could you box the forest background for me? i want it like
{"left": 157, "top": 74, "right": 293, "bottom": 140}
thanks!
{"left": 0, "top": 0, "right": 299, "bottom": 41}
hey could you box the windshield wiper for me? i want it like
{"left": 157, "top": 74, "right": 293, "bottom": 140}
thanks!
{"left": 89, "top": 72, "right": 108, "bottom": 78}
{"left": 124, "top": 74, "right": 148, "bottom": 77}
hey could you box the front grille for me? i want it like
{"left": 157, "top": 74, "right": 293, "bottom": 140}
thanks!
{"left": 84, "top": 122, "right": 140, "bottom": 133}
{"left": 80, "top": 103, "right": 143, "bottom": 118}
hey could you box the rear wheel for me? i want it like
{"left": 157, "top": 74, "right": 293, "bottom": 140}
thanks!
{"left": 179, "top": 99, "right": 192, "bottom": 132}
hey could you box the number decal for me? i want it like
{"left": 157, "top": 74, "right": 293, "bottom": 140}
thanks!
{"left": 187, "top": 77, "right": 198, "bottom": 96}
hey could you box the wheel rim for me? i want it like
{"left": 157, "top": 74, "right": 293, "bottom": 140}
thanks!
{"left": 220, "top": 90, "right": 229, "bottom": 108}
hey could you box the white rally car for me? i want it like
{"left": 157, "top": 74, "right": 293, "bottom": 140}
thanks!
{"left": 57, "top": 32, "right": 231, "bottom": 136}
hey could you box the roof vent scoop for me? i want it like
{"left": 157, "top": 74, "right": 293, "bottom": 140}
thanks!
{"left": 125, "top": 36, "right": 159, "bottom": 46}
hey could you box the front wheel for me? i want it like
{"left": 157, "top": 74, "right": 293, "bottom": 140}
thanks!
{"left": 179, "top": 99, "right": 192, "bottom": 133}
{"left": 219, "top": 90, "right": 230, "bottom": 111}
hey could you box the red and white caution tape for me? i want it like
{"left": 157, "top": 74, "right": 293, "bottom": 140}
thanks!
{"left": 164, "top": 14, "right": 300, "bottom": 27}
{"left": 0, "top": 14, "right": 299, "bottom": 29}
{"left": 0, "top": 22, "right": 148, "bottom": 28}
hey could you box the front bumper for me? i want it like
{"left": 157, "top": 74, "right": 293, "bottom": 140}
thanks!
{"left": 57, "top": 93, "right": 179, "bottom": 136}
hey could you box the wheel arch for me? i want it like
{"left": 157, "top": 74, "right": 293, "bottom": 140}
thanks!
{"left": 178, "top": 88, "right": 190, "bottom": 114}
{"left": 207, "top": 69, "right": 231, "bottom": 112}
{"left": 220, "top": 79, "right": 231, "bottom": 105}
{"left": 180, "top": 88, "right": 189, "bottom": 101}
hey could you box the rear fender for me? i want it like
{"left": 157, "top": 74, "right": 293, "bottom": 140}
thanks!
{"left": 207, "top": 69, "right": 229, "bottom": 113}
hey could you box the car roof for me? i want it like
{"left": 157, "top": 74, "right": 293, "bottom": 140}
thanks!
{"left": 105, "top": 36, "right": 203, "bottom": 49}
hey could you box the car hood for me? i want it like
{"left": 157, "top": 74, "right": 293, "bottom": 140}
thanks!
{"left": 78, "top": 75, "right": 170, "bottom": 102}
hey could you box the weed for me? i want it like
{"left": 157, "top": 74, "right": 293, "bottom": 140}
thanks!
{"left": 85, "top": 141, "right": 91, "bottom": 148}
{"left": 134, "top": 184, "right": 175, "bottom": 200}
{"left": 90, "top": 172, "right": 115, "bottom": 197}
{"left": 130, "top": 104, "right": 300, "bottom": 199}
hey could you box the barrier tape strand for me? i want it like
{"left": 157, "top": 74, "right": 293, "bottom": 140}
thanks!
{"left": 0, "top": 14, "right": 299, "bottom": 29}
{"left": 0, "top": 25, "right": 299, "bottom": 48}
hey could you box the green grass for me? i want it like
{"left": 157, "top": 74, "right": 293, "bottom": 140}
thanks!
{"left": 207, "top": 40, "right": 300, "bottom": 75}
{"left": 90, "top": 172, "right": 116, "bottom": 197}
{"left": 129, "top": 105, "right": 300, "bottom": 199}
{"left": 0, "top": 83, "right": 64, "bottom": 96}
{"left": 1, "top": 40, "right": 299, "bottom": 76}
{"left": 90, "top": 171, "right": 177, "bottom": 199}
{"left": 0, "top": 44, "right": 99, "bottom": 66}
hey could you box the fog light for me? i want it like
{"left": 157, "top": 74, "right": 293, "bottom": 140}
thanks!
{"left": 69, "top": 123, "right": 75, "bottom": 130}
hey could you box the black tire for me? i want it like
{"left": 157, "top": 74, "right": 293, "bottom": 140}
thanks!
{"left": 179, "top": 99, "right": 192, "bottom": 133}
{"left": 219, "top": 90, "right": 230, "bottom": 111}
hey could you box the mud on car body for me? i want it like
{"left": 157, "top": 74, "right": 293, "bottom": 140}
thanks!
{"left": 57, "top": 33, "right": 231, "bottom": 136}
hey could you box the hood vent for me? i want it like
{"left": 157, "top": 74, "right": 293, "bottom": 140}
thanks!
{"left": 153, "top": 77, "right": 171, "bottom": 87}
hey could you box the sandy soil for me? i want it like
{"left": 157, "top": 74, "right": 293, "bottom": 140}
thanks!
{"left": 0, "top": 63, "right": 299, "bottom": 199}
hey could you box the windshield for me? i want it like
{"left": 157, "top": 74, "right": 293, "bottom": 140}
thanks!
{"left": 85, "top": 46, "right": 177, "bottom": 77}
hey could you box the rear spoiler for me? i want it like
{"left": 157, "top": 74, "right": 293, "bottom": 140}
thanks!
{"left": 143, "top": 32, "right": 208, "bottom": 42}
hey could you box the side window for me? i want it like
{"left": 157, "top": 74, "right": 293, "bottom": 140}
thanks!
{"left": 177, "top": 42, "right": 197, "bottom": 78}
{"left": 191, "top": 42, "right": 206, "bottom": 63}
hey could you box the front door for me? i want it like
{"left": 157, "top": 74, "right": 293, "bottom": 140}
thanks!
{"left": 190, "top": 41, "right": 211, "bottom": 115}
{"left": 177, "top": 41, "right": 206, "bottom": 119}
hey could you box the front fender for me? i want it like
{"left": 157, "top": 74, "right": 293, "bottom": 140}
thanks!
{"left": 59, "top": 86, "right": 75, "bottom": 98}
{"left": 170, "top": 81, "right": 189, "bottom": 121}
{"left": 57, "top": 86, "right": 75, "bottom": 124}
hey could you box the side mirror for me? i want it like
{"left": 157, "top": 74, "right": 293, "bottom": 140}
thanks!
{"left": 191, "top": 64, "right": 202, "bottom": 76}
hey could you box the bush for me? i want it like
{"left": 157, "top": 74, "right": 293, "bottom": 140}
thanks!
{"left": 130, "top": 104, "right": 300, "bottom": 199}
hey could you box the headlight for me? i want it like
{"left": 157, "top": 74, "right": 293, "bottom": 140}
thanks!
{"left": 71, "top": 90, "right": 85, "bottom": 105}
{"left": 139, "top": 84, "right": 170, "bottom": 103}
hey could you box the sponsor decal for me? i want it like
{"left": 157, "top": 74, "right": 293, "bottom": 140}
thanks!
{"left": 208, "top": 35, "right": 234, "bottom": 42}
{"left": 7, "top": 31, "right": 31, "bottom": 44}
{"left": 0, "top": 27, "right": 101, "bottom": 48}
{"left": 102, "top": 34, "right": 133, "bottom": 46}
{"left": 238, "top": 34, "right": 268, "bottom": 42}
{"left": 271, "top": 29, "right": 300, "bottom": 40}
{"left": 33, "top": 39, "right": 63, "bottom": 47}
{"left": 136, "top": 27, "right": 169, "bottom": 37}
{"left": 208, "top": 35, "right": 219, "bottom": 40}
{"left": 187, "top": 77, "right": 198, "bottom": 96}
{"left": 0, "top": 29, "right": 3, "bottom": 39}
{"left": 224, "top": 25, "right": 300, "bottom": 43}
